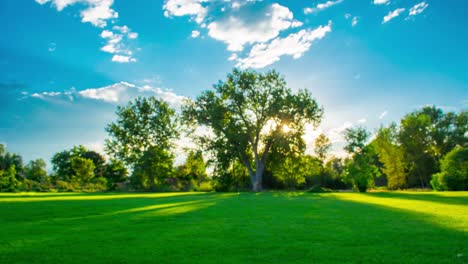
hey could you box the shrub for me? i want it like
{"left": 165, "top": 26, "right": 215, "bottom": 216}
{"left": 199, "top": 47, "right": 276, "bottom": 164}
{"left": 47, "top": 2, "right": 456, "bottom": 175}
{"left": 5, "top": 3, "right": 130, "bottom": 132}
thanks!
{"left": 196, "top": 181, "right": 213, "bottom": 192}
{"left": 307, "top": 185, "right": 332, "bottom": 193}
{"left": 431, "top": 147, "right": 468, "bottom": 191}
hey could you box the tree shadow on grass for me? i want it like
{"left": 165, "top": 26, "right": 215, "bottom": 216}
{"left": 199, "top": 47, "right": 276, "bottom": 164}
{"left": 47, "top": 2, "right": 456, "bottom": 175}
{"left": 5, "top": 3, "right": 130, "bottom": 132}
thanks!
{"left": 0, "top": 192, "right": 466, "bottom": 264}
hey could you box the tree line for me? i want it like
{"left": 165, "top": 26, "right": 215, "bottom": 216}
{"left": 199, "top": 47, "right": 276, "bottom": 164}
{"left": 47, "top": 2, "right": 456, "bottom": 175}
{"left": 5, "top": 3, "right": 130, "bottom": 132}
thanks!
{"left": 1, "top": 69, "right": 467, "bottom": 192}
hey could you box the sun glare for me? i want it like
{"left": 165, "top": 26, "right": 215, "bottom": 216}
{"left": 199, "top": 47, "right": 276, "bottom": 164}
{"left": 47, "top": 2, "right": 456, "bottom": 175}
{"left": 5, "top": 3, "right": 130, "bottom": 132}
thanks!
{"left": 282, "top": 124, "right": 291, "bottom": 133}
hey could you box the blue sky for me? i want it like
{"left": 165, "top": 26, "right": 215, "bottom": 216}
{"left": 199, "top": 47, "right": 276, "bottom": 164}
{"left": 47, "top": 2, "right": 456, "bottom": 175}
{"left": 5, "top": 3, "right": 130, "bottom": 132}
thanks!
{"left": 1, "top": 0, "right": 467, "bottom": 166}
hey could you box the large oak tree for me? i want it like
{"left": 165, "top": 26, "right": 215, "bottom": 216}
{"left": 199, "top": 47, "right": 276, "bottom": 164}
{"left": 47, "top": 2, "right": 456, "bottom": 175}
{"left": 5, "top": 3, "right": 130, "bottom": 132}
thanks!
{"left": 183, "top": 69, "right": 322, "bottom": 191}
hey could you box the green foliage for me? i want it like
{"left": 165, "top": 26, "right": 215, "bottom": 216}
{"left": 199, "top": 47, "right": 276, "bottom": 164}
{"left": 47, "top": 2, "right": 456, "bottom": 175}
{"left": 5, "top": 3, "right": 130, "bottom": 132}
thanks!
{"left": 51, "top": 145, "right": 105, "bottom": 182}
{"left": 314, "top": 133, "right": 331, "bottom": 162}
{"left": 0, "top": 165, "right": 19, "bottom": 192}
{"left": 344, "top": 127, "right": 380, "bottom": 192}
{"left": 175, "top": 151, "right": 209, "bottom": 191}
{"left": 71, "top": 157, "right": 95, "bottom": 183}
{"left": 0, "top": 144, "right": 22, "bottom": 192}
{"left": 212, "top": 159, "right": 250, "bottom": 192}
{"left": 105, "top": 97, "right": 179, "bottom": 169}
{"left": 314, "top": 133, "right": 332, "bottom": 187}
{"left": 176, "top": 151, "right": 208, "bottom": 182}
{"left": 372, "top": 124, "right": 406, "bottom": 189}
{"left": 131, "top": 146, "right": 175, "bottom": 191}
{"left": 24, "top": 159, "right": 48, "bottom": 182}
{"left": 322, "top": 157, "right": 349, "bottom": 189}
{"left": 307, "top": 185, "right": 333, "bottom": 193}
{"left": 431, "top": 147, "right": 468, "bottom": 191}
{"left": 399, "top": 107, "right": 468, "bottom": 188}
{"left": 104, "top": 159, "right": 128, "bottom": 190}
{"left": 183, "top": 69, "right": 322, "bottom": 191}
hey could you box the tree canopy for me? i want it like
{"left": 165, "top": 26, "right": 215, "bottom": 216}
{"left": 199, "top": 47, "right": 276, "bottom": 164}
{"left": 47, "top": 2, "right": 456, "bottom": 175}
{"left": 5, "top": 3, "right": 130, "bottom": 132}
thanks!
{"left": 105, "top": 97, "right": 179, "bottom": 169}
{"left": 183, "top": 69, "right": 322, "bottom": 191}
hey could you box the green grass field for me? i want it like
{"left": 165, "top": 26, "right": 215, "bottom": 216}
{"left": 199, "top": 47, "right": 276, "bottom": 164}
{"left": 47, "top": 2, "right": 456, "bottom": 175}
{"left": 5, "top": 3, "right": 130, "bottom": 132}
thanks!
{"left": 0, "top": 192, "right": 467, "bottom": 264}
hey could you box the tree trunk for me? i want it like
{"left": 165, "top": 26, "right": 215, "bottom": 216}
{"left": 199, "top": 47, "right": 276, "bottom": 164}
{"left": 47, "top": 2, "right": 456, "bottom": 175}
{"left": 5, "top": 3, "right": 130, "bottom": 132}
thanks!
{"left": 252, "top": 166, "right": 264, "bottom": 192}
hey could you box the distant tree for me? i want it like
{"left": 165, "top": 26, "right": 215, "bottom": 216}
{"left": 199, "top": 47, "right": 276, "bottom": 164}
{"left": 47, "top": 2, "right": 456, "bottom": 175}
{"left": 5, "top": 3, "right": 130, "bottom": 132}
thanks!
{"left": 314, "top": 134, "right": 332, "bottom": 162}
{"left": 104, "top": 159, "right": 128, "bottom": 190}
{"left": 178, "top": 151, "right": 207, "bottom": 181}
{"left": 212, "top": 159, "right": 250, "bottom": 192}
{"left": 372, "top": 124, "right": 407, "bottom": 189}
{"left": 0, "top": 165, "right": 18, "bottom": 192}
{"left": 51, "top": 145, "right": 105, "bottom": 182}
{"left": 0, "top": 144, "right": 22, "bottom": 191}
{"left": 81, "top": 149, "right": 106, "bottom": 178}
{"left": 105, "top": 97, "right": 179, "bottom": 170}
{"left": 71, "top": 157, "right": 95, "bottom": 183}
{"left": 324, "top": 156, "right": 349, "bottom": 189}
{"left": 131, "top": 146, "right": 174, "bottom": 191}
{"left": 343, "top": 127, "right": 380, "bottom": 192}
{"left": 272, "top": 155, "right": 310, "bottom": 190}
{"left": 51, "top": 150, "right": 74, "bottom": 181}
{"left": 399, "top": 111, "right": 435, "bottom": 188}
{"left": 314, "top": 133, "right": 331, "bottom": 186}
{"left": 1, "top": 151, "right": 24, "bottom": 180}
{"left": 183, "top": 69, "right": 322, "bottom": 191}
{"left": 24, "top": 159, "right": 48, "bottom": 182}
{"left": 431, "top": 147, "right": 468, "bottom": 191}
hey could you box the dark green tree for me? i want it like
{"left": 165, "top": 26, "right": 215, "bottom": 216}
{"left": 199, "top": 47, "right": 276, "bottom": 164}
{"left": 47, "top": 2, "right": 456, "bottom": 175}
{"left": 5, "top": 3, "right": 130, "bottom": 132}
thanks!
{"left": 71, "top": 157, "right": 95, "bottom": 183}
{"left": 131, "top": 146, "right": 175, "bottom": 191}
{"left": 104, "top": 159, "right": 128, "bottom": 190}
{"left": 0, "top": 165, "right": 18, "bottom": 192}
{"left": 314, "top": 133, "right": 332, "bottom": 186}
{"left": 183, "top": 69, "right": 322, "bottom": 191}
{"left": 51, "top": 145, "right": 105, "bottom": 182}
{"left": 105, "top": 97, "right": 179, "bottom": 169}
{"left": 24, "top": 159, "right": 48, "bottom": 182}
{"left": 343, "top": 127, "right": 380, "bottom": 192}
{"left": 372, "top": 124, "right": 407, "bottom": 189}
{"left": 0, "top": 144, "right": 22, "bottom": 191}
{"left": 178, "top": 151, "right": 207, "bottom": 181}
{"left": 431, "top": 147, "right": 468, "bottom": 191}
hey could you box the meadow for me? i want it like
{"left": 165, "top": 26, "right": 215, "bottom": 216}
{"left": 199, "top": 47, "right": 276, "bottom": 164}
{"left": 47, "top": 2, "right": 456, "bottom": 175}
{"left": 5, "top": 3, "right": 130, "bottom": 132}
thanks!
{"left": 0, "top": 191, "right": 467, "bottom": 264}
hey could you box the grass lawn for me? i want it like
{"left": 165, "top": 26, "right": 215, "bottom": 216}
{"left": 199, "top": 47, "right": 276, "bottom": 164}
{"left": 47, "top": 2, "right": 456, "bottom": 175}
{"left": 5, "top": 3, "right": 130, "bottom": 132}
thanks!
{"left": 0, "top": 191, "right": 467, "bottom": 264}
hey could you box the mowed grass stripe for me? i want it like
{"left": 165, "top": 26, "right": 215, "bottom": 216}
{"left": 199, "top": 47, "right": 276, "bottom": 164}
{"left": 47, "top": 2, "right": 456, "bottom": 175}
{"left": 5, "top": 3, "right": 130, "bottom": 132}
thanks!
{"left": 0, "top": 192, "right": 466, "bottom": 264}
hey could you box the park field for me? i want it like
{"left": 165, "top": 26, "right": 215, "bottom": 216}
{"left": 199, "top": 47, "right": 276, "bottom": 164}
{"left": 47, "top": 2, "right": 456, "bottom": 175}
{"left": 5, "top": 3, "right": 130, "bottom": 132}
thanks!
{"left": 0, "top": 192, "right": 467, "bottom": 264}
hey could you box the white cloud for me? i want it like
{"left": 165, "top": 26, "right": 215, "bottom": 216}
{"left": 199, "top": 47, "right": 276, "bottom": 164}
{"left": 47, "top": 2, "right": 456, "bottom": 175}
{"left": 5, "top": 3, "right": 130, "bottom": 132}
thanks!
{"left": 111, "top": 55, "right": 136, "bottom": 63}
{"left": 113, "top": 25, "right": 129, "bottom": 33}
{"left": 30, "top": 82, "right": 186, "bottom": 108}
{"left": 78, "top": 82, "right": 186, "bottom": 107}
{"left": 163, "top": 0, "right": 209, "bottom": 24}
{"left": 100, "top": 30, "right": 114, "bottom": 38}
{"left": 382, "top": 8, "right": 405, "bottom": 24}
{"left": 357, "top": 118, "right": 367, "bottom": 124}
{"left": 100, "top": 27, "right": 137, "bottom": 61}
{"left": 207, "top": 3, "right": 302, "bottom": 52}
{"left": 191, "top": 30, "right": 200, "bottom": 38}
{"left": 35, "top": 0, "right": 118, "bottom": 28}
{"left": 409, "top": 2, "right": 429, "bottom": 16}
{"left": 228, "top": 53, "right": 238, "bottom": 61}
{"left": 304, "top": 0, "right": 343, "bottom": 14}
{"left": 373, "top": 0, "right": 389, "bottom": 5}
{"left": 100, "top": 44, "right": 116, "bottom": 53}
{"left": 236, "top": 21, "right": 332, "bottom": 69}
{"left": 36, "top": 1, "right": 138, "bottom": 62}
{"left": 128, "top": 32, "right": 138, "bottom": 39}
{"left": 351, "top": 16, "right": 359, "bottom": 27}
{"left": 379, "top": 110, "right": 388, "bottom": 119}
